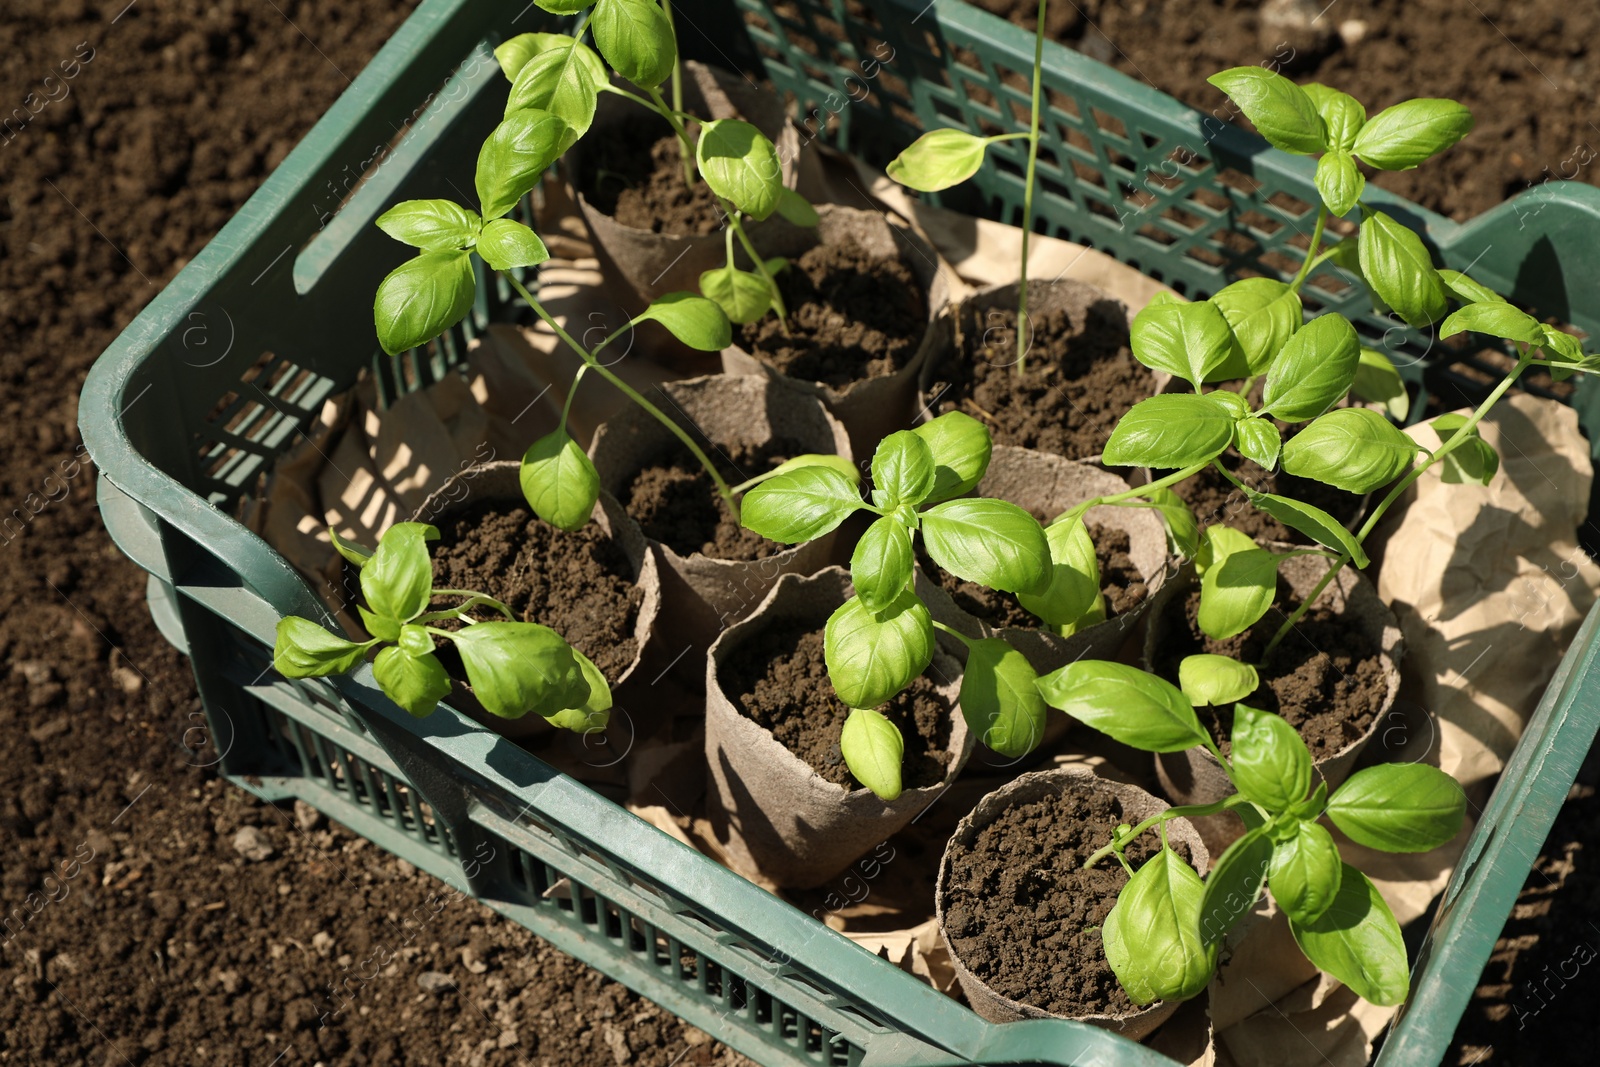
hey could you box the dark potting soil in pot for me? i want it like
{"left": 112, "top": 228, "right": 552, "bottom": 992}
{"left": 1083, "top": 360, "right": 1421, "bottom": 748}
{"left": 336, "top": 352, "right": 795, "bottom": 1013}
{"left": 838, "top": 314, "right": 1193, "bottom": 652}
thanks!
{"left": 930, "top": 299, "right": 1152, "bottom": 456}
{"left": 942, "top": 785, "right": 1191, "bottom": 1017}
{"left": 1154, "top": 586, "right": 1387, "bottom": 760}
{"left": 577, "top": 112, "right": 724, "bottom": 235}
{"left": 427, "top": 499, "right": 643, "bottom": 682}
{"left": 625, "top": 438, "right": 817, "bottom": 562}
{"left": 926, "top": 523, "right": 1147, "bottom": 630}
{"left": 1172, "top": 447, "right": 1365, "bottom": 544}
{"left": 724, "top": 620, "right": 954, "bottom": 791}
{"left": 735, "top": 239, "right": 927, "bottom": 388}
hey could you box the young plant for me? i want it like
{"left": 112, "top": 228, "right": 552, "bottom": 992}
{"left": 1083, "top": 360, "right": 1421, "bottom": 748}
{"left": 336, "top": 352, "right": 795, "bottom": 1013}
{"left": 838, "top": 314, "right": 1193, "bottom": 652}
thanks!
{"left": 495, "top": 11, "right": 817, "bottom": 327}
{"left": 273, "top": 522, "right": 610, "bottom": 731}
{"left": 885, "top": 0, "right": 1050, "bottom": 371}
{"left": 740, "top": 412, "right": 1056, "bottom": 799}
{"left": 1035, "top": 653, "right": 1466, "bottom": 1006}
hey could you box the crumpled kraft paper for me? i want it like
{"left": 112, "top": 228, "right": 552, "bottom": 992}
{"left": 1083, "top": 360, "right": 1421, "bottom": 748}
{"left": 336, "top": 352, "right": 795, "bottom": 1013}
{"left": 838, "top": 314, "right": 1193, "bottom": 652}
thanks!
{"left": 1379, "top": 392, "right": 1600, "bottom": 790}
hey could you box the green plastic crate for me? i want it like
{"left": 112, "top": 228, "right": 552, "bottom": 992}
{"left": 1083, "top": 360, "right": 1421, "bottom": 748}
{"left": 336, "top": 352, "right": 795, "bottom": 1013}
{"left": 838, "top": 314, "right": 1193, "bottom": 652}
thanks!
{"left": 77, "top": 0, "right": 1600, "bottom": 1064}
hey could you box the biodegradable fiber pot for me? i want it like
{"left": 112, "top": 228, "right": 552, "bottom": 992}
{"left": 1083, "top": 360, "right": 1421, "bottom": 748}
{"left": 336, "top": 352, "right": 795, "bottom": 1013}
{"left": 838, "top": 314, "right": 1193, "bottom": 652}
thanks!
{"left": 918, "top": 446, "right": 1172, "bottom": 759}
{"left": 705, "top": 567, "right": 973, "bottom": 888}
{"left": 588, "top": 373, "right": 851, "bottom": 629}
{"left": 567, "top": 62, "right": 811, "bottom": 314}
{"left": 920, "top": 278, "right": 1167, "bottom": 461}
{"left": 721, "top": 204, "right": 951, "bottom": 460}
{"left": 1146, "top": 550, "right": 1403, "bottom": 854}
{"left": 936, "top": 765, "right": 1210, "bottom": 1038}
{"left": 409, "top": 461, "right": 661, "bottom": 743}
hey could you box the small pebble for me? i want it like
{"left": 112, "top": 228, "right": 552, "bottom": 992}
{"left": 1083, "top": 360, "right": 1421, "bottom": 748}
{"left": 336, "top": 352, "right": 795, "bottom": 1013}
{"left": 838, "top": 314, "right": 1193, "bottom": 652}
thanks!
{"left": 416, "top": 971, "right": 455, "bottom": 994}
{"left": 231, "top": 826, "right": 275, "bottom": 862}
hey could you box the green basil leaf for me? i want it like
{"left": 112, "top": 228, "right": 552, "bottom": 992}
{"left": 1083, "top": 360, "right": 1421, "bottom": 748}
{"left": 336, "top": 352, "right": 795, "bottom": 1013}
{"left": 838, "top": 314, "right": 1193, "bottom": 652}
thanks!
{"left": 1358, "top": 209, "right": 1448, "bottom": 328}
{"left": 396, "top": 623, "right": 432, "bottom": 657}
{"left": 1178, "top": 653, "right": 1258, "bottom": 707}
{"left": 329, "top": 527, "right": 373, "bottom": 569}
{"left": 1104, "top": 849, "right": 1216, "bottom": 1005}
{"left": 1326, "top": 763, "right": 1466, "bottom": 852}
{"left": 920, "top": 498, "right": 1051, "bottom": 595}
{"left": 359, "top": 606, "right": 401, "bottom": 642}
{"left": 1197, "top": 525, "right": 1280, "bottom": 640}
{"left": 1269, "top": 820, "right": 1342, "bottom": 925}
{"left": 1301, "top": 83, "right": 1366, "bottom": 151}
{"left": 590, "top": 0, "right": 676, "bottom": 89}
{"left": 872, "top": 430, "right": 937, "bottom": 508}
{"left": 851, "top": 515, "right": 915, "bottom": 613}
{"left": 1230, "top": 704, "right": 1313, "bottom": 811}
{"left": 1431, "top": 414, "right": 1500, "bottom": 486}
{"left": 959, "top": 637, "right": 1046, "bottom": 759}
{"left": 1439, "top": 300, "right": 1545, "bottom": 345}
{"left": 495, "top": 33, "right": 548, "bottom": 80}
{"left": 505, "top": 36, "right": 603, "bottom": 150}
{"left": 1241, "top": 489, "right": 1370, "bottom": 567}
{"left": 1292, "top": 780, "right": 1329, "bottom": 820}
{"left": 1351, "top": 347, "right": 1410, "bottom": 421}
{"left": 375, "top": 199, "right": 482, "bottom": 252}
{"left": 1540, "top": 325, "right": 1584, "bottom": 364}
{"left": 697, "top": 119, "right": 783, "bottom": 221}
{"left": 374, "top": 251, "right": 476, "bottom": 357}
{"left": 361, "top": 522, "right": 438, "bottom": 624}
{"left": 1140, "top": 487, "right": 1200, "bottom": 558}
{"left": 1263, "top": 312, "right": 1360, "bottom": 422}
{"left": 1280, "top": 407, "right": 1418, "bottom": 494}
{"left": 1130, "top": 298, "right": 1238, "bottom": 387}
{"left": 1211, "top": 277, "right": 1302, "bottom": 377}
{"left": 1436, "top": 268, "right": 1503, "bottom": 306}
{"left": 520, "top": 429, "right": 600, "bottom": 532}
{"left": 699, "top": 265, "right": 771, "bottom": 324}
{"left": 1288, "top": 864, "right": 1409, "bottom": 1006}
{"left": 840, "top": 707, "right": 904, "bottom": 800}
{"left": 745, "top": 453, "right": 859, "bottom": 489}
{"left": 1198, "top": 828, "right": 1272, "bottom": 948}
{"left": 533, "top": 0, "right": 592, "bottom": 15}
{"left": 1351, "top": 98, "right": 1474, "bottom": 171}
{"left": 373, "top": 645, "right": 453, "bottom": 717}
{"left": 911, "top": 411, "right": 992, "bottom": 503}
{"left": 1206, "top": 67, "right": 1326, "bottom": 155}
{"left": 774, "top": 186, "right": 819, "bottom": 226}
{"left": 1208, "top": 389, "right": 1250, "bottom": 420}
{"left": 545, "top": 648, "right": 612, "bottom": 734}
{"left": 886, "top": 128, "right": 992, "bottom": 192}
{"left": 825, "top": 591, "right": 934, "bottom": 710}
{"left": 741, "top": 465, "right": 862, "bottom": 543}
{"left": 1235, "top": 418, "right": 1282, "bottom": 471}
{"left": 449, "top": 622, "right": 587, "bottom": 719}
{"left": 1103, "top": 394, "right": 1237, "bottom": 468}
{"left": 637, "top": 291, "right": 732, "bottom": 351}
{"left": 1315, "top": 150, "right": 1365, "bottom": 217}
{"left": 274, "top": 617, "right": 373, "bottom": 678}
{"left": 1036, "top": 660, "right": 1208, "bottom": 752}
{"left": 475, "top": 218, "right": 550, "bottom": 271}
{"left": 1017, "top": 515, "right": 1100, "bottom": 629}
{"left": 476, "top": 108, "right": 571, "bottom": 220}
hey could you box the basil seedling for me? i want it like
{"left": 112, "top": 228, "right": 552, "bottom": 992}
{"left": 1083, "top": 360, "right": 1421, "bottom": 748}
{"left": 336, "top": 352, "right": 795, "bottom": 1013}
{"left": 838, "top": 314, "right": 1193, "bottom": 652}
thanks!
{"left": 1036, "top": 655, "right": 1466, "bottom": 1006}
{"left": 274, "top": 523, "right": 608, "bottom": 731}
{"left": 742, "top": 413, "right": 1058, "bottom": 797}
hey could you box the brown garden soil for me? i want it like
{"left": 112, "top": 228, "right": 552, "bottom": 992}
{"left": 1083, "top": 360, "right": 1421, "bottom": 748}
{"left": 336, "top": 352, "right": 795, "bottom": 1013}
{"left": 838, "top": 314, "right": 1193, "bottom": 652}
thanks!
{"left": 0, "top": 1, "right": 751, "bottom": 1063}
{"left": 940, "top": 784, "right": 1187, "bottom": 1017}
{"left": 429, "top": 501, "right": 645, "bottom": 682}
{"left": 724, "top": 620, "right": 954, "bottom": 791}
{"left": 577, "top": 112, "right": 725, "bottom": 235}
{"left": 978, "top": 0, "right": 1600, "bottom": 221}
{"left": 626, "top": 439, "right": 809, "bottom": 561}
{"left": 1154, "top": 587, "right": 1388, "bottom": 760}
{"left": 736, "top": 239, "right": 927, "bottom": 388}
{"left": 928, "top": 522, "right": 1146, "bottom": 630}
{"left": 928, "top": 297, "right": 1151, "bottom": 457}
